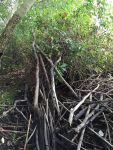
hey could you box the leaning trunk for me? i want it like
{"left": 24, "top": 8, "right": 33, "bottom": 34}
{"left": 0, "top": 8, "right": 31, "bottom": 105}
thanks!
{"left": 0, "top": 0, "right": 36, "bottom": 53}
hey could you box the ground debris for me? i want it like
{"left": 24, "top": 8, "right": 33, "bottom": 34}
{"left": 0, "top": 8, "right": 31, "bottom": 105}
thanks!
{"left": 1, "top": 50, "right": 113, "bottom": 150}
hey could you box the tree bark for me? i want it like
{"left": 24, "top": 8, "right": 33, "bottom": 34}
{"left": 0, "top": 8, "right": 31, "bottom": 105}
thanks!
{"left": 0, "top": 0, "right": 36, "bottom": 53}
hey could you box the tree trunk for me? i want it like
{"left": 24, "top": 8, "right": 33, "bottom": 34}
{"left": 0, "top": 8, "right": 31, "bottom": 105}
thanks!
{"left": 0, "top": 0, "right": 36, "bottom": 53}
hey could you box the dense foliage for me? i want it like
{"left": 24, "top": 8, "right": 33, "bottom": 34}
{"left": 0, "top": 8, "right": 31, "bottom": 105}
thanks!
{"left": 1, "top": 0, "right": 113, "bottom": 77}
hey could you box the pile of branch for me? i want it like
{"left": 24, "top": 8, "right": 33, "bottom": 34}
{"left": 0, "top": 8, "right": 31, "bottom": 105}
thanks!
{"left": 1, "top": 34, "right": 113, "bottom": 150}
{"left": 32, "top": 33, "right": 113, "bottom": 150}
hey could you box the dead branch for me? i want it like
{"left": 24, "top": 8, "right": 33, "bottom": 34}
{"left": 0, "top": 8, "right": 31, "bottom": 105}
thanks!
{"left": 32, "top": 33, "right": 40, "bottom": 111}
{"left": 24, "top": 114, "right": 32, "bottom": 150}
{"left": 51, "top": 64, "right": 60, "bottom": 113}
{"left": 68, "top": 84, "right": 99, "bottom": 126}
{"left": 77, "top": 94, "right": 92, "bottom": 150}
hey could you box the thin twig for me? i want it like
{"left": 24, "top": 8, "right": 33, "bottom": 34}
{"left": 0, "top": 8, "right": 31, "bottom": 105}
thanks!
{"left": 27, "top": 126, "right": 37, "bottom": 143}
{"left": 24, "top": 114, "right": 32, "bottom": 150}
{"left": 77, "top": 94, "right": 92, "bottom": 150}
{"left": 89, "top": 127, "right": 113, "bottom": 149}
{"left": 103, "top": 113, "right": 111, "bottom": 143}
{"left": 39, "top": 54, "right": 51, "bottom": 88}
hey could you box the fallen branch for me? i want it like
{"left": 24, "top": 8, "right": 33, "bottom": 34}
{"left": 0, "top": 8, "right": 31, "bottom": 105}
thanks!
{"left": 24, "top": 114, "right": 32, "bottom": 150}
{"left": 77, "top": 105, "right": 91, "bottom": 150}
{"left": 68, "top": 84, "right": 99, "bottom": 126}
{"left": 89, "top": 127, "right": 113, "bottom": 149}
{"left": 74, "top": 104, "right": 99, "bottom": 133}
{"left": 77, "top": 95, "right": 92, "bottom": 150}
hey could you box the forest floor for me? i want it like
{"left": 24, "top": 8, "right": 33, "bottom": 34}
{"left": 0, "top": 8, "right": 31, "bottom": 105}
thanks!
{"left": 0, "top": 72, "right": 113, "bottom": 150}
{"left": 0, "top": 41, "right": 113, "bottom": 149}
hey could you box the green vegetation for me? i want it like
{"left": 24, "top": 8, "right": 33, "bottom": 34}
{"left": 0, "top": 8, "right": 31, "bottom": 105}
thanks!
{"left": 0, "top": 89, "right": 15, "bottom": 112}
{"left": 1, "top": 0, "right": 113, "bottom": 78}
{"left": 1, "top": 1, "right": 113, "bottom": 149}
